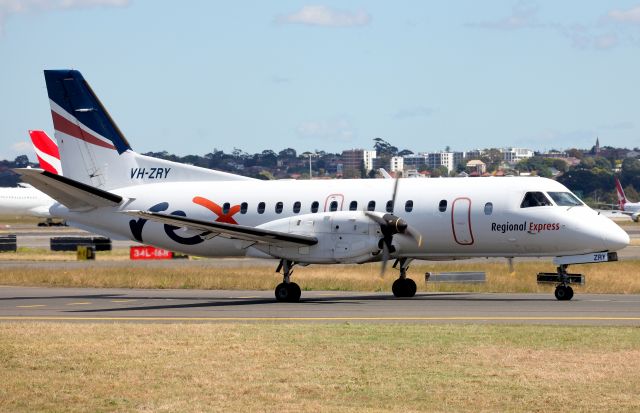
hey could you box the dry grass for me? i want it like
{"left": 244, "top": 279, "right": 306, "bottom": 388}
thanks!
{"left": 0, "top": 323, "right": 638, "bottom": 412}
{"left": 0, "top": 259, "right": 639, "bottom": 294}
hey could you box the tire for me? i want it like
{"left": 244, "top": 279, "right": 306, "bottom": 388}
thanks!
{"left": 288, "top": 283, "right": 301, "bottom": 302}
{"left": 275, "top": 283, "right": 290, "bottom": 302}
{"left": 392, "top": 279, "right": 405, "bottom": 297}
{"left": 565, "top": 286, "right": 574, "bottom": 301}
{"left": 555, "top": 285, "right": 568, "bottom": 301}
{"left": 405, "top": 278, "right": 417, "bottom": 297}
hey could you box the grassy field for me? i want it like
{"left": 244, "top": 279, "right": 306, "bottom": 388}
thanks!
{"left": 0, "top": 323, "right": 638, "bottom": 412}
{"left": 1, "top": 255, "right": 640, "bottom": 294}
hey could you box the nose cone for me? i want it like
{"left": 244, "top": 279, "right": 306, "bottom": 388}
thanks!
{"left": 600, "top": 217, "right": 630, "bottom": 251}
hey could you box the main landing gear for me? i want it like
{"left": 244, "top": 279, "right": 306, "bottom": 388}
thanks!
{"left": 274, "top": 259, "right": 301, "bottom": 302}
{"left": 392, "top": 258, "right": 417, "bottom": 298}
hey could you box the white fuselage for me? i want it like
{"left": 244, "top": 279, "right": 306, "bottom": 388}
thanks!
{"left": 0, "top": 186, "right": 56, "bottom": 217}
{"left": 51, "top": 177, "right": 629, "bottom": 262}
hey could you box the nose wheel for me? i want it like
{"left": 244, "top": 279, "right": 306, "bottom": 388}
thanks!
{"left": 274, "top": 259, "right": 301, "bottom": 302}
{"left": 554, "top": 285, "right": 574, "bottom": 301}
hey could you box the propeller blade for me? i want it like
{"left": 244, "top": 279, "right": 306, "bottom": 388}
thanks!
{"left": 380, "top": 243, "right": 390, "bottom": 277}
{"left": 508, "top": 257, "right": 515, "bottom": 275}
{"left": 406, "top": 226, "right": 423, "bottom": 247}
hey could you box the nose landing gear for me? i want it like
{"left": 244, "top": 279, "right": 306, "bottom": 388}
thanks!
{"left": 274, "top": 259, "right": 301, "bottom": 302}
{"left": 537, "top": 264, "right": 583, "bottom": 301}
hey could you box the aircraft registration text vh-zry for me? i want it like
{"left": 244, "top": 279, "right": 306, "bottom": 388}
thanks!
{"left": 16, "top": 70, "right": 630, "bottom": 303}
{"left": 130, "top": 167, "right": 171, "bottom": 180}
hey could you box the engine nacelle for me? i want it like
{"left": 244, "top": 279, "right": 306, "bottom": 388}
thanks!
{"left": 249, "top": 211, "right": 384, "bottom": 264}
{"left": 632, "top": 213, "right": 639, "bottom": 223}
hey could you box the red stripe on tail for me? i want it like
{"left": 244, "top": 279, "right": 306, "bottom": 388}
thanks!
{"left": 51, "top": 110, "right": 116, "bottom": 150}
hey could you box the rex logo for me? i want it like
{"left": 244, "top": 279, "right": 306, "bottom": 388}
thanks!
{"left": 193, "top": 196, "right": 241, "bottom": 224}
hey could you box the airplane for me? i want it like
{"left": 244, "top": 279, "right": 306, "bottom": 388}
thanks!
{"left": 0, "top": 131, "right": 60, "bottom": 220}
{"left": 615, "top": 177, "right": 640, "bottom": 222}
{"left": 17, "top": 69, "right": 630, "bottom": 302}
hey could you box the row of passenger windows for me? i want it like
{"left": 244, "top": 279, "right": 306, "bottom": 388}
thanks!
{"left": 221, "top": 199, "right": 499, "bottom": 215}
{"left": 222, "top": 200, "right": 417, "bottom": 215}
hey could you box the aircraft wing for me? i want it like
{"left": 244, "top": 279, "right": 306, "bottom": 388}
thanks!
{"left": 15, "top": 168, "right": 123, "bottom": 210}
{"left": 124, "top": 210, "right": 318, "bottom": 247}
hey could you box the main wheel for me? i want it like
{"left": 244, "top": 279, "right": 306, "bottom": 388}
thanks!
{"left": 392, "top": 279, "right": 405, "bottom": 297}
{"left": 274, "top": 282, "right": 301, "bottom": 302}
{"left": 405, "top": 278, "right": 417, "bottom": 297}
{"left": 392, "top": 278, "right": 417, "bottom": 298}
{"left": 288, "top": 282, "right": 301, "bottom": 302}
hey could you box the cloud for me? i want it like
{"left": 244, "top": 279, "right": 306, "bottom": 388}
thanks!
{"left": 270, "top": 75, "right": 291, "bottom": 84}
{"left": 608, "top": 5, "right": 640, "bottom": 24}
{"left": 0, "top": 0, "right": 130, "bottom": 33}
{"left": 467, "top": 0, "right": 542, "bottom": 30}
{"left": 10, "top": 141, "right": 31, "bottom": 153}
{"left": 296, "top": 117, "right": 356, "bottom": 141}
{"left": 468, "top": 2, "right": 638, "bottom": 50}
{"left": 598, "top": 121, "right": 635, "bottom": 131}
{"left": 275, "top": 5, "right": 370, "bottom": 28}
{"left": 393, "top": 106, "right": 434, "bottom": 120}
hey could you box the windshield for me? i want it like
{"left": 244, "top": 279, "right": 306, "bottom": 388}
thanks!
{"left": 520, "top": 192, "right": 553, "bottom": 208}
{"left": 547, "top": 191, "right": 583, "bottom": 207}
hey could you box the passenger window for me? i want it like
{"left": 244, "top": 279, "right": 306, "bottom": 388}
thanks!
{"left": 386, "top": 200, "right": 394, "bottom": 213}
{"left": 405, "top": 200, "right": 413, "bottom": 213}
{"left": 349, "top": 201, "right": 358, "bottom": 211}
{"left": 257, "top": 202, "right": 265, "bottom": 214}
{"left": 329, "top": 201, "right": 338, "bottom": 212}
{"left": 311, "top": 201, "right": 319, "bottom": 213}
{"left": 367, "top": 200, "right": 376, "bottom": 211}
{"left": 222, "top": 202, "right": 230, "bottom": 215}
{"left": 293, "top": 201, "right": 301, "bottom": 213}
{"left": 439, "top": 200, "right": 447, "bottom": 212}
{"left": 521, "top": 192, "right": 552, "bottom": 208}
{"left": 240, "top": 202, "right": 248, "bottom": 214}
{"left": 484, "top": 202, "right": 493, "bottom": 215}
{"left": 275, "top": 201, "right": 283, "bottom": 214}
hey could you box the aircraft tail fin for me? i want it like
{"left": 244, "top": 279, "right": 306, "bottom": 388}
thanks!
{"left": 43, "top": 70, "right": 254, "bottom": 190}
{"left": 29, "top": 130, "right": 61, "bottom": 175}
{"left": 615, "top": 177, "right": 628, "bottom": 210}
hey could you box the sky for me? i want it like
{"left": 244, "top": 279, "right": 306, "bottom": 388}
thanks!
{"left": 1, "top": 0, "right": 639, "bottom": 161}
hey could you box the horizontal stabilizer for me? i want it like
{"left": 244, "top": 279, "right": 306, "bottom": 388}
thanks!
{"left": 15, "top": 168, "right": 122, "bottom": 210}
{"left": 124, "top": 210, "right": 318, "bottom": 247}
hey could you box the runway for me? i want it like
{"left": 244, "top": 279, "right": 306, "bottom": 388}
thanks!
{"left": 1, "top": 286, "right": 639, "bottom": 325}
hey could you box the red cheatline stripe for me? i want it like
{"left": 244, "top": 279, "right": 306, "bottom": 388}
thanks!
{"left": 51, "top": 110, "right": 115, "bottom": 150}
{"left": 35, "top": 155, "right": 59, "bottom": 175}
{"left": 29, "top": 130, "right": 60, "bottom": 159}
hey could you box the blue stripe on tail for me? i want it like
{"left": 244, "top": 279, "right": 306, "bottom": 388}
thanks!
{"left": 44, "top": 70, "right": 132, "bottom": 154}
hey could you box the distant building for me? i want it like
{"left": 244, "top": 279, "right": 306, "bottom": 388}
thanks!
{"left": 390, "top": 156, "right": 404, "bottom": 172}
{"left": 341, "top": 149, "right": 365, "bottom": 177}
{"left": 428, "top": 152, "right": 454, "bottom": 173}
{"left": 502, "top": 148, "right": 534, "bottom": 164}
{"left": 403, "top": 153, "right": 429, "bottom": 170}
{"left": 363, "top": 150, "right": 377, "bottom": 172}
{"left": 465, "top": 159, "right": 486, "bottom": 175}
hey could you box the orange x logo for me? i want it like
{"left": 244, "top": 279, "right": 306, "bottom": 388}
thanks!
{"left": 193, "top": 196, "right": 241, "bottom": 225}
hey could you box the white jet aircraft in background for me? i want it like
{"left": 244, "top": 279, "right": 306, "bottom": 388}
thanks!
{"left": 0, "top": 131, "right": 60, "bottom": 220}
{"left": 17, "top": 70, "right": 630, "bottom": 301}
{"left": 615, "top": 177, "right": 640, "bottom": 222}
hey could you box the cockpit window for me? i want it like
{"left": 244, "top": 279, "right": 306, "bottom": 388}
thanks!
{"left": 520, "top": 192, "right": 552, "bottom": 208}
{"left": 547, "top": 192, "right": 583, "bottom": 207}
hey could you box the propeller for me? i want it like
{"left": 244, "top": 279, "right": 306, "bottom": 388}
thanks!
{"left": 507, "top": 257, "right": 515, "bottom": 275}
{"left": 366, "top": 174, "right": 423, "bottom": 276}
